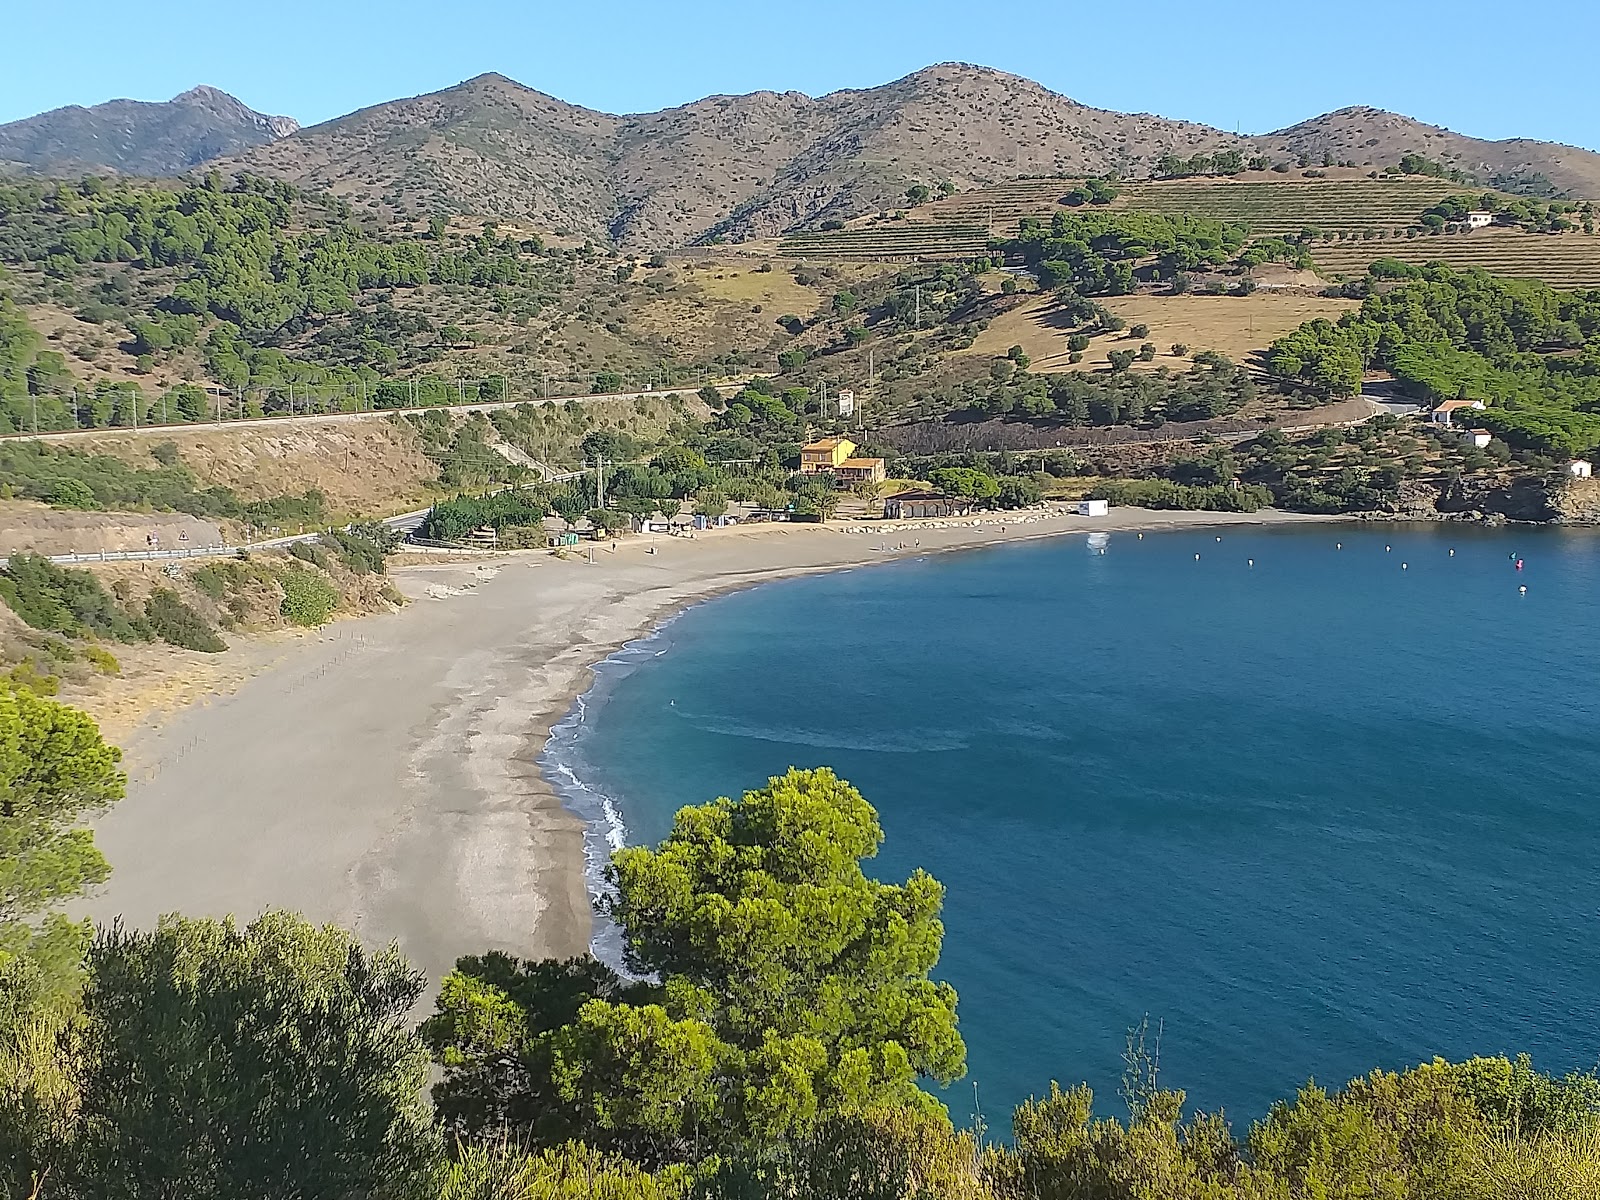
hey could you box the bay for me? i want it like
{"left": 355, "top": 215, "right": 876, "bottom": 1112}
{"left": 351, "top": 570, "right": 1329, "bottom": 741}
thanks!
{"left": 545, "top": 525, "right": 1600, "bottom": 1126}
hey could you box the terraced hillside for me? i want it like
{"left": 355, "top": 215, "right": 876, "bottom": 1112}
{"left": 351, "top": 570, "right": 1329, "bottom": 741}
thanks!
{"left": 779, "top": 222, "right": 990, "bottom": 261}
{"left": 1102, "top": 178, "right": 1466, "bottom": 236}
{"left": 779, "top": 176, "right": 1472, "bottom": 260}
{"left": 919, "top": 175, "right": 1469, "bottom": 235}
{"left": 1312, "top": 229, "right": 1600, "bottom": 288}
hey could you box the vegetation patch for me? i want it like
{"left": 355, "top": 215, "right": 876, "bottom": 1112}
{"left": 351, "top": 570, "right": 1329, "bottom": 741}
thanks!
{"left": 277, "top": 566, "right": 340, "bottom": 627}
{"left": 142, "top": 587, "right": 225, "bottom": 653}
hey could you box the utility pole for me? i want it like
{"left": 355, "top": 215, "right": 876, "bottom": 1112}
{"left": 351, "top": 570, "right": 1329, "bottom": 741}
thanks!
{"left": 596, "top": 455, "right": 605, "bottom": 511}
{"left": 132, "top": 387, "right": 138, "bottom": 430}
{"left": 30, "top": 393, "right": 37, "bottom": 433}
{"left": 866, "top": 347, "right": 873, "bottom": 430}
{"left": 914, "top": 285, "right": 921, "bottom": 329}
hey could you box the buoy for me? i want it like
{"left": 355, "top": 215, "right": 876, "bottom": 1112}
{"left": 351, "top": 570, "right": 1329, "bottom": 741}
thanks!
{"left": 1386, "top": 545, "right": 1391, "bottom": 552}
{"left": 1336, "top": 542, "right": 1342, "bottom": 549}
{"left": 1216, "top": 535, "right": 1222, "bottom": 542}
{"left": 1195, "top": 553, "right": 1201, "bottom": 561}
{"left": 1449, "top": 548, "right": 1455, "bottom": 557}
{"left": 1519, "top": 585, "right": 1527, "bottom": 594}
{"left": 1099, "top": 548, "right": 1105, "bottom": 555}
{"left": 1516, "top": 559, "right": 1524, "bottom": 570}
{"left": 1402, "top": 563, "right": 1408, "bottom": 570}
{"left": 1137, "top": 532, "right": 1143, "bottom": 540}
{"left": 1248, "top": 558, "right": 1254, "bottom": 567}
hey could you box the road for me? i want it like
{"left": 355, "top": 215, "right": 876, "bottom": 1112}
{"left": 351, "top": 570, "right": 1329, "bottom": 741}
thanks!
{"left": 44, "top": 504, "right": 437, "bottom": 566}
{"left": 2, "top": 383, "right": 743, "bottom": 445}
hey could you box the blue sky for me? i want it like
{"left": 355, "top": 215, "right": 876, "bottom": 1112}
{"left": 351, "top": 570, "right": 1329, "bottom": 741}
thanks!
{"left": 5, "top": 0, "right": 1597, "bottom": 151}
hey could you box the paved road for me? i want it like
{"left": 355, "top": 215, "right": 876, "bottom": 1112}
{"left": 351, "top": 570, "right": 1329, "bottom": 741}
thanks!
{"left": 2, "top": 383, "right": 742, "bottom": 445}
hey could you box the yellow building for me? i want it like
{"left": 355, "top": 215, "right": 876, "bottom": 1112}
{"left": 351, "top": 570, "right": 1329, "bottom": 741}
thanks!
{"left": 800, "top": 436, "right": 856, "bottom": 473}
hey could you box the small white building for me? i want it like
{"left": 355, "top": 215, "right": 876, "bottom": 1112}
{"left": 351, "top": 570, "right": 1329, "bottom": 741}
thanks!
{"left": 1076, "top": 499, "right": 1109, "bottom": 517}
{"left": 1430, "top": 399, "right": 1486, "bottom": 426}
{"left": 1568, "top": 459, "right": 1593, "bottom": 478}
{"left": 1464, "top": 211, "right": 1496, "bottom": 230}
{"left": 1464, "top": 428, "right": 1493, "bottom": 449}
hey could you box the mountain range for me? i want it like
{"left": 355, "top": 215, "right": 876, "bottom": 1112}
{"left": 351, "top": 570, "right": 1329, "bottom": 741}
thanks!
{"left": 4, "top": 64, "right": 1599, "bottom": 248}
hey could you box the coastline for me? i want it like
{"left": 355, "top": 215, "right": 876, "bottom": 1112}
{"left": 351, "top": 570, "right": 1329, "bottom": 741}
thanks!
{"left": 77, "top": 505, "right": 1334, "bottom": 994}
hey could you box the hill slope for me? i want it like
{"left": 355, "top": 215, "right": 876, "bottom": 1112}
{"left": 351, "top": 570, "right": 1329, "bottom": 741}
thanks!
{"left": 1272, "top": 106, "right": 1600, "bottom": 198}
{"left": 223, "top": 64, "right": 1600, "bottom": 249}
{"left": 17, "top": 65, "right": 1600, "bottom": 249}
{"left": 0, "top": 86, "right": 298, "bottom": 176}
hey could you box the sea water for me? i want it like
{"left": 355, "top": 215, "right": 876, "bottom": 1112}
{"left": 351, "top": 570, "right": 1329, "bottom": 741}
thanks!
{"left": 541, "top": 525, "right": 1600, "bottom": 1126}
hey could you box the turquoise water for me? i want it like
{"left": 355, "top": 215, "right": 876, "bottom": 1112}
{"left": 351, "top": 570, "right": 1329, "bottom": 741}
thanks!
{"left": 544, "top": 525, "right": 1600, "bottom": 1126}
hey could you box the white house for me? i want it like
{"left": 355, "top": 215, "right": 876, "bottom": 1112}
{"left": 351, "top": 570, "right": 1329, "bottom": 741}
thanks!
{"left": 1430, "top": 399, "right": 1486, "bottom": 426}
{"left": 1076, "top": 499, "right": 1109, "bottom": 517}
{"left": 1464, "top": 211, "right": 1496, "bottom": 230}
{"left": 1568, "top": 460, "right": 1593, "bottom": 479}
{"left": 1464, "top": 429, "right": 1493, "bottom": 449}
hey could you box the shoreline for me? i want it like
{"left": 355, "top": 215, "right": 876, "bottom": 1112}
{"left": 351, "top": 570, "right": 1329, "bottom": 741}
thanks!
{"left": 77, "top": 506, "right": 1335, "bottom": 993}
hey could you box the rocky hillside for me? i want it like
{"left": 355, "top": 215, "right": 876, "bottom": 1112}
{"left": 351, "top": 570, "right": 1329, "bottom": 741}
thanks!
{"left": 1271, "top": 106, "right": 1600, "bottom": 199}
{"left": 0, "top": 85, "right": 298, "bottom": 177}
{"left": 220, "top": 64, "right": 1258, "bottom": 248}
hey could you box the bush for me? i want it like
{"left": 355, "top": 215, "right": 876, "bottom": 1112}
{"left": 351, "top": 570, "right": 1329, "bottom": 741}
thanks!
{"left": 46, "top": 478, "right": 98, "bottom": 509}
{"left": 1129, "top": 323, "right": 1150, "bottom": 339}
{"left": 287, "top": 540, "right": 331, "bottom": 569}
{"left": 81, "top": 644, "right": 121, "bottom": 675}
{"left": 144, "top": 588, "right": 226, "bottom": 653}
{"left": 278, "top": 567, "right": 339, "bottom": 627}
{"left": 0, "top": 554, "right": 144, "bottom": 642}
{"left": 1171, "top": 343, "right": 1190, "bottom": 357}
{"left": 320, "top": 523, "right": 399, "bottom": 575}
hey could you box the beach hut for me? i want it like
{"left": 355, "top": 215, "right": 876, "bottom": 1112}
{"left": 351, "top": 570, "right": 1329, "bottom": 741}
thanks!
{"left": 1568, "top": 460, "right": 1593, "bottom": 478}
{"left": 1076, "top": 499, "right": 1109, "bottom": 517}
{"left": 883, "top": 489, "right": 973, "bottom": 519}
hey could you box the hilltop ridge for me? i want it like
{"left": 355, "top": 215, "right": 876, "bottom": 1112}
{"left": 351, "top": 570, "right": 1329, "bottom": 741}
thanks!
{"left": 218, "top": 62, "right": 1600, "bottom": 247}
{"left": 5, "top": 63, "right": 1599, "bottom": 248}
{"left": 0, "top": 86, "right": 298, "bottom": 176}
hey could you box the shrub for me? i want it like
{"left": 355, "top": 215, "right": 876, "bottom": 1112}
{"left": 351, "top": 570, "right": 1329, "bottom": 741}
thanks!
{"left": 287, "top": 541, "right": 331, "bottom": 569}
{"left": 46, "top": 478, "right": 98, "bottom": 509}
{"left": 144, "top": 588, "right": 226, "bottom": 653}
{"left": 0, "top": 554, "right": 144, "bottom": 642}
{"left": 321, "top": 524, "right": 400, "bottom": 575}
{"left": 1129, "top": 323, "right": 1150, "bottom": 339}
{"left": 190, "top": 565, "right": 227, "bottom": 601}
{"left": 82, "top": 644, "right": 121, "bottom": 675}
{"left": 278, "top": 567, "right": 339, "bottom": 627}
{"left": 1171, "top": 343, "right": 1190, "bottom": 357}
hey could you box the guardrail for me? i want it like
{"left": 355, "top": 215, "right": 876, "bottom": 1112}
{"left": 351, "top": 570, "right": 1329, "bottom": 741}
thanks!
{"left": 48, "top": 545, "right": 238, "bottom": 565}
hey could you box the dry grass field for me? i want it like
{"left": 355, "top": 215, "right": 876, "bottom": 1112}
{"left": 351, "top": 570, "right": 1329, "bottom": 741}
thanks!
{"left": 961, "top": 292, "right": 1360, "bottom": 372}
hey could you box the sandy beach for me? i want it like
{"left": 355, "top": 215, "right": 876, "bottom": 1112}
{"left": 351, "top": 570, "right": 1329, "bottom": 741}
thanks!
{"left": 79, "top": 506, "right": 1331, "bottom": 991}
